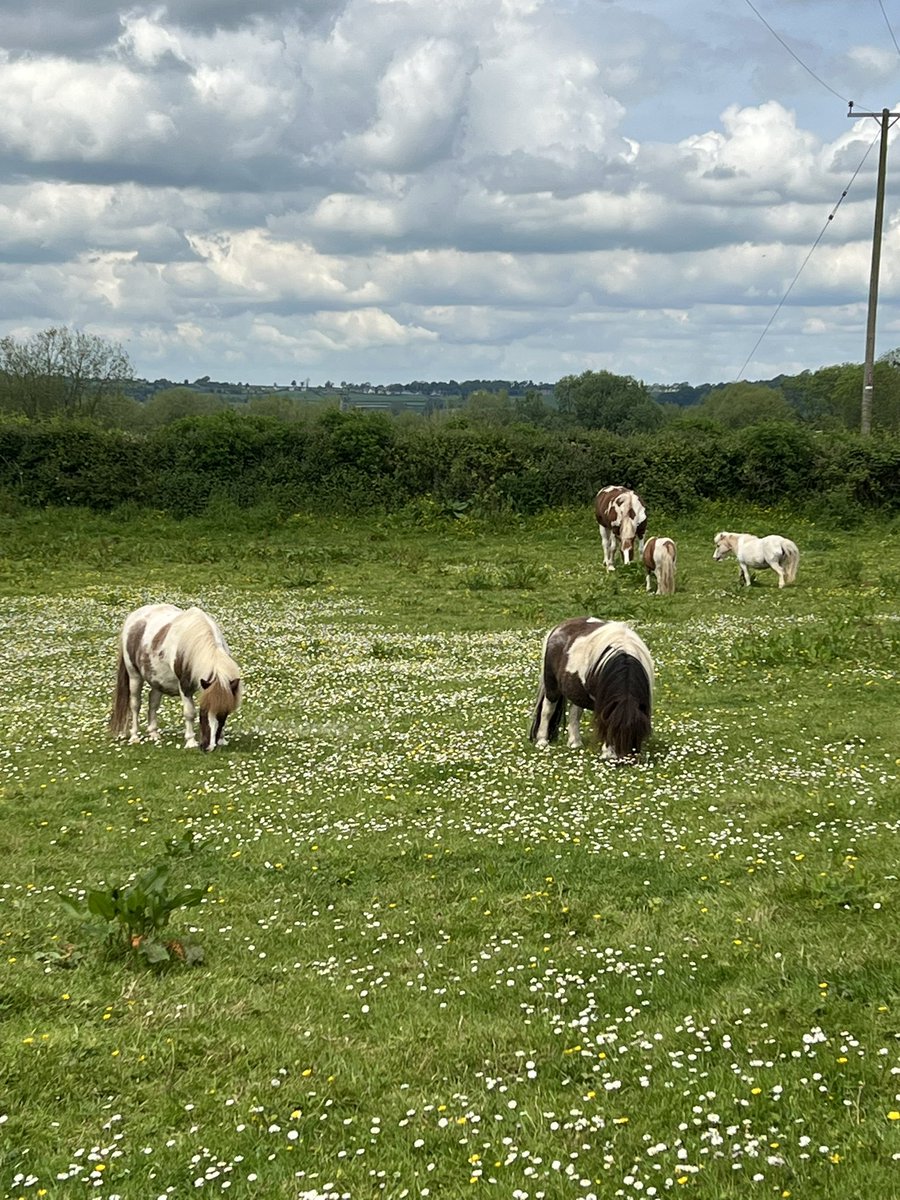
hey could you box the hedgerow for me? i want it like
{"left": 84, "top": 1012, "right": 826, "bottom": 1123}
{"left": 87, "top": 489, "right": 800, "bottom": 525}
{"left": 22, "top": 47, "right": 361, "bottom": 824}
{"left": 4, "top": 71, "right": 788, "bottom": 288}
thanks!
{"left": 1, "top": 412, "right": 897, "bottom": 515}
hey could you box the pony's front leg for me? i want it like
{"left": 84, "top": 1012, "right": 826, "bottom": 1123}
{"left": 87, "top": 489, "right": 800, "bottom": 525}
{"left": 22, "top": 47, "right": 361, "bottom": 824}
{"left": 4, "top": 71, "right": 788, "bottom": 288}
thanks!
{"left": 566, "top": 706, "right": 583, "bottom": 749}
{"left": 645, "top": 570, "right": 653, "bottom": 593}
{"left": 601, "top": 527, "right": 616, "bottom": 572}
{"left": 739, "top": 563, "right": 753, "bottom": 587}
{"left": 146, "top": 688, "right": 164, "bottom": 742}
{"left": 180, "top": 690, "right": 199, "bottom": 749}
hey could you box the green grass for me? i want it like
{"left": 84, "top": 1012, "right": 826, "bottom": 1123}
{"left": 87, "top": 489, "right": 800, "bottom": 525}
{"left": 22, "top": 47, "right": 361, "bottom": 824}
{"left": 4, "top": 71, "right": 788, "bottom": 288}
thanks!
{"left": 1, "top": 500, "right": 899, "bottom": 1200}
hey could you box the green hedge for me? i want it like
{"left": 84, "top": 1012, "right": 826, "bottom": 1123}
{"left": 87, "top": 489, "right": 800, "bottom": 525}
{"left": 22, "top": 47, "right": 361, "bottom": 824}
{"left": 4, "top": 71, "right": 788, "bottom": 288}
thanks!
{"left": 1, "top": 412, "right": 898, "bottom": 516}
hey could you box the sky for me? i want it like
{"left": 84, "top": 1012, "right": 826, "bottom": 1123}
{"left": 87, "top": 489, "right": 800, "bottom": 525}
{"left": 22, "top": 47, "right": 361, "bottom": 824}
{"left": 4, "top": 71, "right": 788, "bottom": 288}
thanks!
{"left": 2, "top": 0, "right": 900, "bottom": 388}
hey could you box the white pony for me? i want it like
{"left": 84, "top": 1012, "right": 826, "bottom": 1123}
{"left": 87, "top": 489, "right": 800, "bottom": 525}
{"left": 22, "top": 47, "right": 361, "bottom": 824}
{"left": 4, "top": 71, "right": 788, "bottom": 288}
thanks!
{"left": 713, "top": 532, "right": 799, "bottom": 589}
{"left": 110, "top": 603, "right": 243, "bottom": 750}
{"left": 642, "top": 536, "right": 677, "bottom": 595}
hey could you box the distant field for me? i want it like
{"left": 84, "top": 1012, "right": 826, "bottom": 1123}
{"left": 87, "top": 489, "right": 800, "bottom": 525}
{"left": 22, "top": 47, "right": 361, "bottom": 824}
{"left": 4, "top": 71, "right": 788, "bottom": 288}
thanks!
{"left": 1, "top": 503, "right": 899, "bottom": 1200}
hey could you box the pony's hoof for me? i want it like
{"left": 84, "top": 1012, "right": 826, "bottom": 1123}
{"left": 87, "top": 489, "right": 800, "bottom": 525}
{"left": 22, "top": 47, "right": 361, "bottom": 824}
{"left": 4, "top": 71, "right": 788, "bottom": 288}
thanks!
{"left": 128, "top": 734, "right": 141, "bottom": 745}
{"left": 184, "top": 739, "right": 199, "bottom": 750}
{"left": 535, "top": 738, "right": 549, "bottom": 750}
{"left": 567, "top": 739, "right": 582, "bottom": 750}
{"left": 148, "top": 732, "right": 160, "bottom": 743}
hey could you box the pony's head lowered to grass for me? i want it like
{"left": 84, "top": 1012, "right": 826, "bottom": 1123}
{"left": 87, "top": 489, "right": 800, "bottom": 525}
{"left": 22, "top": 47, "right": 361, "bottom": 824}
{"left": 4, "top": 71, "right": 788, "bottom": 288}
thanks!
{"left": 198, "top": 672, "right": 243, "bottom": 750}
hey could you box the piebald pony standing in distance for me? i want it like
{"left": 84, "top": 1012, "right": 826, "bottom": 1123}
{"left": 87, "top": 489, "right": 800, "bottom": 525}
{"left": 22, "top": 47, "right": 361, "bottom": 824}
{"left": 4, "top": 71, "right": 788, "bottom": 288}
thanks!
{"left": 530, "top": 617, "right": 654, "bottom": 762}
{"left": 594, "top": 486, "right": 647, "bottom": 571}
{"left": 110, "top": 603, "right": 243, "bottom": 750}
{"left": 713, "top": 531, "right": 800, "bottom": 589}
{"left": 643, "top": 535, "right": 677, "bottom": 595}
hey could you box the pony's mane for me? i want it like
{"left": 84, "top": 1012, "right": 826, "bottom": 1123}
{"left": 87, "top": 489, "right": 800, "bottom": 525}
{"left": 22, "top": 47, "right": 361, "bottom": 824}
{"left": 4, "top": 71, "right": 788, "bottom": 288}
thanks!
{"left": 582, "top": 622, "right": 655, "bottom": 697}
{"left": 593, "top": 652, "right": 653, "bottom": 758}
{"left": 612, "top": 492, "right": 643, "bottom": 535}
{"left": 177, "top": 609, "right": 242, "bottom": 711}
{"left": 584, "top": 623, "right": 654, "bottom": 757}
{"left": 176, "top": 608, "right": 224, "bottom": 669}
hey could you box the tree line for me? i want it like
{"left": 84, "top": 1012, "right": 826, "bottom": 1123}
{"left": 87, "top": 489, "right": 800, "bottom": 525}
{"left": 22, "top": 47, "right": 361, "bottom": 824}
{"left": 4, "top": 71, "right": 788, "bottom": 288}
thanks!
{"left": 2, "top": 325, "right": 900, "bottom": 434}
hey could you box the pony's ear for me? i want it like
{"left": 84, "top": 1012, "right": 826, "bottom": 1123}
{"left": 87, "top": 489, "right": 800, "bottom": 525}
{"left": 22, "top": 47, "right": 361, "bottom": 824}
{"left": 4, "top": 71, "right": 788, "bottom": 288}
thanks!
{"left": 200, "top": 677, "right": 212, "bottom": 690}
{"left": 229, "top": 678, "right": 240, "bottom": 695}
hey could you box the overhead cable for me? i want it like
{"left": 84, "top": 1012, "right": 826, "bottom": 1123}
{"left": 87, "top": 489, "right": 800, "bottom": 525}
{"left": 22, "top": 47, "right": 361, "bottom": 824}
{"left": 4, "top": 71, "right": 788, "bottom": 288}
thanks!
{"left": 877, "top": 0, "right": 900, "bottom": 59}
{"left": 736, "top": 131, "right": 881, "bottom": 380}
{"left": 742, "top": 0, "right": 876, "bottom": 109}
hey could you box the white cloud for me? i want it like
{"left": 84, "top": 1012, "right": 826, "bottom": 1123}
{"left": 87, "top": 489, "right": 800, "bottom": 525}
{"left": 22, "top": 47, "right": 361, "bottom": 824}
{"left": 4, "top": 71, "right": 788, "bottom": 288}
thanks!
{"left": 0, "top": 0, "right": 899, "bottom": 384}
{"left": 348, "top": 37, "right": 472, "bottom": 171}
{"left": 0, "top": 56, "right": 172, "bottom": 160}
{"left": 118, "top": 15, "right": 189, "bottom": 66}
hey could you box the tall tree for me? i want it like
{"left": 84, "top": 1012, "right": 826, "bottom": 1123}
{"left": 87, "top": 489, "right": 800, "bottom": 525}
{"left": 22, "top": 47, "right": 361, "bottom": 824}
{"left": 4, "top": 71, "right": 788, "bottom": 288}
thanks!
{"left": 695, "top": 382, "right": 795, "bottom": 429}
{"left": 555, "top": 370, "right": 665, "bottom": 434}
{"left": 464, "top": 389, "right": 514, "bottom": 426}
{"left": 138, "top": 387, "right": 227, "bottom": 428}
{"left": 0, "top": 326, "right": 132, "bottom": 418}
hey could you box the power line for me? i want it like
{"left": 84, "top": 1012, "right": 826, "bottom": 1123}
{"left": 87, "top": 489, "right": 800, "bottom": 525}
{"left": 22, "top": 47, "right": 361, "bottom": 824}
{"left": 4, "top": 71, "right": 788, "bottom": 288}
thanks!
{"left": 736, "top": 131, "right": 880, "bottom": 380}
{"left": 877, "top": 0, "right": 900, "bottom": 59}
{"left": 742, "top": 0, "right": 873, "bottom": 108}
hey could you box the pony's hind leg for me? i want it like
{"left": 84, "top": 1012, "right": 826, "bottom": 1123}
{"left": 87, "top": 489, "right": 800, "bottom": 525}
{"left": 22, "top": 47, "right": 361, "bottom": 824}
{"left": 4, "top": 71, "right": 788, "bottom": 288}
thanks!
{"left": 533, "top": 698, "right": 556, "bottom": 748}
{"left": 567, "top": 705, "right": 584, "bottom": 748}
{"left": 531, "top": 690, "right": 564, "bottom": 749}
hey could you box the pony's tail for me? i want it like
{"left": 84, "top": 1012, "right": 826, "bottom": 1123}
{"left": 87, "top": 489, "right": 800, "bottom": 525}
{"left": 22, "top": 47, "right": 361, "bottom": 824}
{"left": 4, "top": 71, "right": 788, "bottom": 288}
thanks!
{"left": 109, "top": 650, "right": 131, "bottom": 737}
{"left": 783, "top": 542, "right": 800, "bottom": 584}
{"left": 529, "top": 681, "right": 565, "bottom": 744}
{"left": 657, "top": 541, "right": 677, "bottom": 595}
{"left": 594, "top": 655, "right": 652, "bottom": 757}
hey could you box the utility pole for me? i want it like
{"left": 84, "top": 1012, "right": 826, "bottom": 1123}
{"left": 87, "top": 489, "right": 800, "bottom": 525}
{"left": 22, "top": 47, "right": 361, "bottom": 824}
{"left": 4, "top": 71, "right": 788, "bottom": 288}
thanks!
{"left": 848, "top": 104, "right": 900, "bottom": 435}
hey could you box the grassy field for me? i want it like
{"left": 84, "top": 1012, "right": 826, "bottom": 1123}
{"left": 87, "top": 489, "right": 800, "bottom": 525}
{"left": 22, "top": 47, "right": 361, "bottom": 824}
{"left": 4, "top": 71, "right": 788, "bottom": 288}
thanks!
{"left": 1, "top": 500, "right": 899, "bottom": 1200}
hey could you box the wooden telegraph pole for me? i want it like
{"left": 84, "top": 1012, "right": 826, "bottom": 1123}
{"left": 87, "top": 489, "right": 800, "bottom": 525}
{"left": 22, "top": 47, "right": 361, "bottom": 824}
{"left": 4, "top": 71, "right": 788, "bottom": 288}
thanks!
{"left": 849, "top": 104, "right": 900, "bottom": 434}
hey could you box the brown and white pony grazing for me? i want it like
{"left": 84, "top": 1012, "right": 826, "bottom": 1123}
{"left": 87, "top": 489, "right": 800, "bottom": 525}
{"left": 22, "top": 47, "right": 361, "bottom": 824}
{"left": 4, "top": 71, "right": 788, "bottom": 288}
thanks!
{"left": 110, "top": 603, "right": 243, "bottom": 750}
{"left": 594, "top": 486, "right": 647, "bottom": 571}
{"left": 529, "top": 617, "right": 654, "bottom": 762}
{"left": 713, "top": 532, "right": 799, "bottom": 589}
{"left": 643, "top": 536, "right": 677, "bottom": 595}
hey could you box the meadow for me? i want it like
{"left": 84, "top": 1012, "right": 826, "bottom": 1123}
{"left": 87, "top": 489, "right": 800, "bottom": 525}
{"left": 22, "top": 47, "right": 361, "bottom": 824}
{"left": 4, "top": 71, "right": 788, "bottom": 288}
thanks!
{"left": 1, "top": 500, "right": 899, "bottom": 1200}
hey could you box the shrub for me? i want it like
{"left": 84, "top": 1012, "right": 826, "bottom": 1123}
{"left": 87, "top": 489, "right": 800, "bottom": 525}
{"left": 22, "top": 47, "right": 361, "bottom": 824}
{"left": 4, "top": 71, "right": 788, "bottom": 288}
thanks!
{"left": 736, "top": 422, "right": 817, "bottom": 504}
{"left": 1, "top": 412, "right": 897, "bottom": 516}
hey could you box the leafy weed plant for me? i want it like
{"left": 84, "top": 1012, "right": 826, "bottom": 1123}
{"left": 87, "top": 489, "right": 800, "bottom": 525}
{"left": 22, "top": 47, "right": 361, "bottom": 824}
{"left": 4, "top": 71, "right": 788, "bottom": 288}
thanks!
{"left": 60, "top": 863, "right": 206, "bottom": 966}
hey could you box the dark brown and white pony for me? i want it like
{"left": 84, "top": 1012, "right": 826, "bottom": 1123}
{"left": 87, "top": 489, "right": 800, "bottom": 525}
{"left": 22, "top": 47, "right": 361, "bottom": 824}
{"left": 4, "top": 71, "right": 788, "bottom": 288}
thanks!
{"left": 713, "top": 532, "right": 799, "bottom": 588}
{"left": 529, "top": 617, "right": 654, "bottom": 762}
{"left": 110, "top": 603, "right": 243, "bottom": 750}
{"left": 643, "top": 536, "right": 677, "bottom": 595}
{"left": 594, "top": 486, "right": 647, "bottom": 571}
